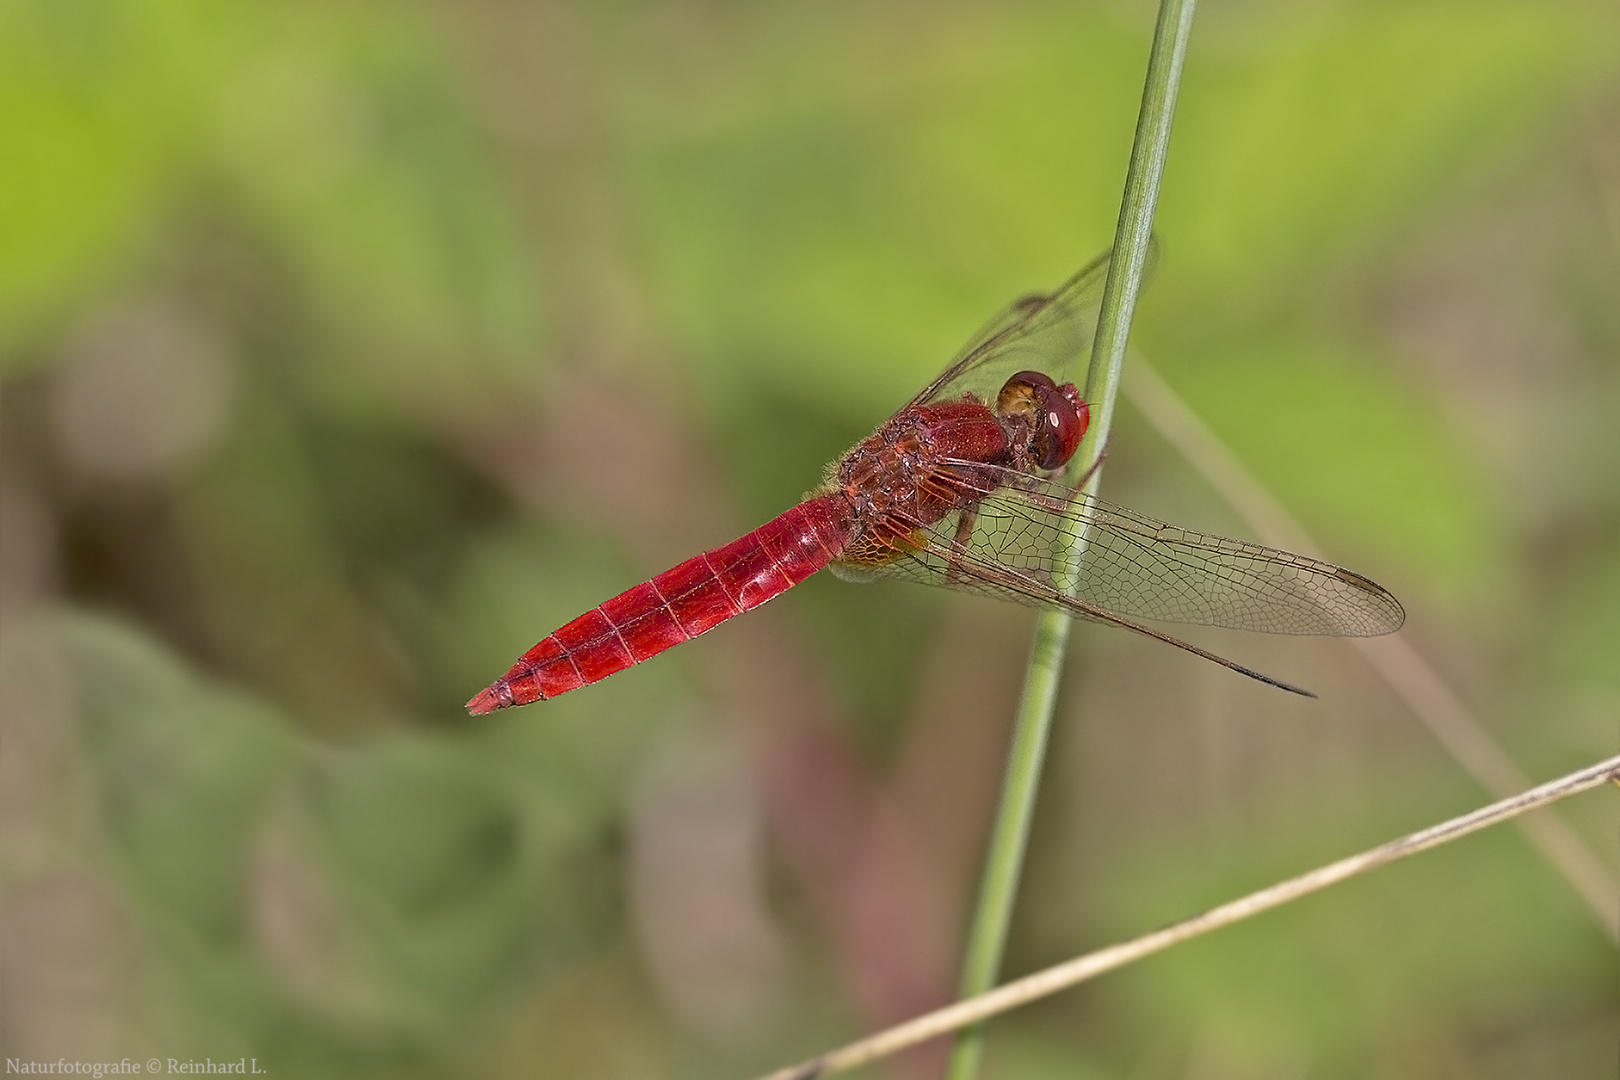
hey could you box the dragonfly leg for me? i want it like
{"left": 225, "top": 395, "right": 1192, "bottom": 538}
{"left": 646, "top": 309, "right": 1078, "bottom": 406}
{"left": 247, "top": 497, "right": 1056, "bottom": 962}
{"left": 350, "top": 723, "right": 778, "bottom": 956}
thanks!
{"left": 1011, "top": 436, "right": 1114, "bottom": 518}
{"left": 945, "top": 503, "right": 980, "bottom": 584}
{"left": 1067, "top": 434, "right": 1110, "bottom": 491}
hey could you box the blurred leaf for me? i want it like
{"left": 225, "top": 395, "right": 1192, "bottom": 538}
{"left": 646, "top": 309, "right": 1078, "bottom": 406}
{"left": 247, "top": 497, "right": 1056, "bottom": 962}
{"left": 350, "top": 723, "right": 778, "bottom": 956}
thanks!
{"left": 53, "top": 609, "right": 301, "bottom": 942}
{"left": 33, "top": 606, "right": 625, "bottom": 1056}
{"left": 173, "top": 388, "right": 413, "bottom": 730}
{"left": 300, "top": 733, "right": 610, "bottom": 1034}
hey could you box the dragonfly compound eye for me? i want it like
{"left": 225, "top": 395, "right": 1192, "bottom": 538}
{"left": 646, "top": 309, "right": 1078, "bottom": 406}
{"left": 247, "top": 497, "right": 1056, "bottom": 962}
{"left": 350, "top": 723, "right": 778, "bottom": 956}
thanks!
{"left": 1000, "top": 371, "right": 1090, "bottom": 470}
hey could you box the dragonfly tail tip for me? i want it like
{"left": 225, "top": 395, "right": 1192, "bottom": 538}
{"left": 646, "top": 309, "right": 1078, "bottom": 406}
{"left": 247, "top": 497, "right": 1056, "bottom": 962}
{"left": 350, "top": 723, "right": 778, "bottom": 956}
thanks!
{"left": 465, "top": 684, "right": 508, "bottom": 715}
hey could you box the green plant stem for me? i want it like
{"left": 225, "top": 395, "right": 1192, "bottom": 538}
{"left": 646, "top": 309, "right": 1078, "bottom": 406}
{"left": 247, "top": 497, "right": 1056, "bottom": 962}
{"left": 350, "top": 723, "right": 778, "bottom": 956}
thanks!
{"left": 944, "top": 3, "right": 1197, "bottom": 1077}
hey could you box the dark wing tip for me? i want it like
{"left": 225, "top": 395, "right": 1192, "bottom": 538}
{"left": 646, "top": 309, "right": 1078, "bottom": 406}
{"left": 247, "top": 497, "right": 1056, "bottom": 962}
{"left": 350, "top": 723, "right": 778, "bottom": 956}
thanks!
{"left": 1332, "top": 568, "right": 1407, "bottom": 635}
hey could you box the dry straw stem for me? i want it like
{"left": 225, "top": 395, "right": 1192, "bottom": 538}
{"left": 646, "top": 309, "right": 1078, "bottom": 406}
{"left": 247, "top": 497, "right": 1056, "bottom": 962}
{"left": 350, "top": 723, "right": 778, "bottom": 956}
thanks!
{"left": 1125, "top": 359, "right": 1620, "bottom": 940}
{"left": 755, "top": 753, "right": 1620, "bottom": 1080}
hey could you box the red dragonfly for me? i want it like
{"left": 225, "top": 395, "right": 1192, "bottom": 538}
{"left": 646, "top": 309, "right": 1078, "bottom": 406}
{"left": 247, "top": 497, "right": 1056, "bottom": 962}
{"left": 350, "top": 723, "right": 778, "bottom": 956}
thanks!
{"left": 468, "top": 252, "right": 1404, "bottom": 713}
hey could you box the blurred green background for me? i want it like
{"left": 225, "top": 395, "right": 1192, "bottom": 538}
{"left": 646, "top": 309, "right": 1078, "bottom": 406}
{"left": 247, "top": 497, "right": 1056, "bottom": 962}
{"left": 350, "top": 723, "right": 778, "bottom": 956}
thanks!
{"left": 2, "top": 1, "right": 1617, "bottom": 1077}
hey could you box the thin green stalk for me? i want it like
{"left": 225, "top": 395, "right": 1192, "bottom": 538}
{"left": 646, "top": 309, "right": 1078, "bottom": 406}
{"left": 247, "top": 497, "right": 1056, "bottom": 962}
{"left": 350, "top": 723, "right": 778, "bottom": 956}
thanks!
{"left": 944, "top": 3, "right": 1197, "bottom": 1077}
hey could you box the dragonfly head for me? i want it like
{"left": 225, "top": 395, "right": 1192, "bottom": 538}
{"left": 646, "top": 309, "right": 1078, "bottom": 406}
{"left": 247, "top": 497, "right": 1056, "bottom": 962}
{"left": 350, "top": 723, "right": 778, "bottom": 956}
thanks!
{"left": 999, "top": 371, "right": 1090, "bottom": 470}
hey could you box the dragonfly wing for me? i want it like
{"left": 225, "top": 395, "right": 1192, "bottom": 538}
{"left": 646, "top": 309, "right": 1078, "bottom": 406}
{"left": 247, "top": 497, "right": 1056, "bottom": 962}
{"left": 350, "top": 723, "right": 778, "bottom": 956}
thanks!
{"left": 830, "top": 502, "right": 1324, "bottom": 697}
{"left": 967, "top": 467, "right": 1405, "bottom": 636}
{"left": 905, "top": 248, "right": 1108, "bottom": 410}
{"left": 836, "top": 463, "right": 1405, "bottom": 638}
{"left": 828, "top": 504, "right": 1114, "bottom": 619}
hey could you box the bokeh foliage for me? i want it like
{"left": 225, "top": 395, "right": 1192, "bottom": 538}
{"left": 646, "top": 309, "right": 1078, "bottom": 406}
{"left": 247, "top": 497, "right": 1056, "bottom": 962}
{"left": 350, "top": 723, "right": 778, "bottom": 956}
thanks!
{"left": 2, "top": 1, "right": 1616, "bottom": 1078}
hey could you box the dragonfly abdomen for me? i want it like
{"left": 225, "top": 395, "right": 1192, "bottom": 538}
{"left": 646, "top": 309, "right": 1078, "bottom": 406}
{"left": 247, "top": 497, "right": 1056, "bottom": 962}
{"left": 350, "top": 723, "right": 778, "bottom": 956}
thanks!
{"left": 466, "top": 496, "right": 851, "bottom": 712}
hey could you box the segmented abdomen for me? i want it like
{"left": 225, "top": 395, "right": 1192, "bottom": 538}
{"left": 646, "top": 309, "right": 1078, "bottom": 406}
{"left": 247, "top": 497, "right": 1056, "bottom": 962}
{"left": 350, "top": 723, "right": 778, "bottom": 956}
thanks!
{"left": 466, "top": 495, "right": 851, "bottom": 713}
